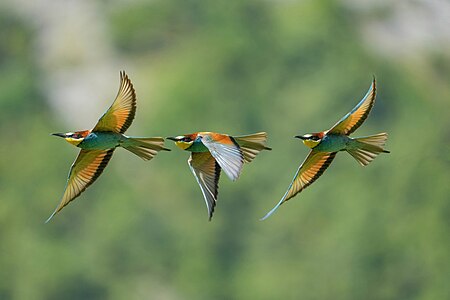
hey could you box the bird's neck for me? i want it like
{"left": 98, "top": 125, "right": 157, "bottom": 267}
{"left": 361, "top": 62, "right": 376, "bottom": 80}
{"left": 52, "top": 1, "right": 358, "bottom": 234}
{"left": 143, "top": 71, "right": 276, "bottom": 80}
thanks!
{"left": 184, "top": 140, "right": 209, "bottom": 152}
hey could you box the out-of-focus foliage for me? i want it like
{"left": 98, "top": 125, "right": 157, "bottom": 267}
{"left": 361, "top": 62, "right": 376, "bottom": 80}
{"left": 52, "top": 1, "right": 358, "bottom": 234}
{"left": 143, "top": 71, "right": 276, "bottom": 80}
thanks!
{"left": 0, "top": 0, "right": 449, "bottom": 299}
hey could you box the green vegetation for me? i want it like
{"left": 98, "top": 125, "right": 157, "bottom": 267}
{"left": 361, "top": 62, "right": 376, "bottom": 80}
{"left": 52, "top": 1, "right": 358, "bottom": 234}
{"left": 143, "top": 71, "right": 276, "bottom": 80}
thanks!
{"left": 0, "top": 1, "right": 449, "bottom": 299}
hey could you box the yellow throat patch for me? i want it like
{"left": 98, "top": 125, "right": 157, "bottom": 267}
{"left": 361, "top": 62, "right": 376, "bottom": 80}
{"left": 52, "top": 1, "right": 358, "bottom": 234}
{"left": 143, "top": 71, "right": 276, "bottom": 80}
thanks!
{"left": 65, "top": 137, "right": 84, "bottom": 146}
{"left": 302, "top": 139, "right": 320, "bottom": 149}
{"left": 175, "top": 140, "right": 193, "bottom": 150}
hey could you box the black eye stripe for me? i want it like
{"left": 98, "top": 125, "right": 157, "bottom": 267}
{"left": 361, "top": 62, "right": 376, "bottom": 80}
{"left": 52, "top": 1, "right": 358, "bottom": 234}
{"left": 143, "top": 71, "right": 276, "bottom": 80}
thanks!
{"left": 307, "top": 136, "right": 320, "bottom": 141}
{"left": 70, "top": 133, "right": 81, "bottom": 139}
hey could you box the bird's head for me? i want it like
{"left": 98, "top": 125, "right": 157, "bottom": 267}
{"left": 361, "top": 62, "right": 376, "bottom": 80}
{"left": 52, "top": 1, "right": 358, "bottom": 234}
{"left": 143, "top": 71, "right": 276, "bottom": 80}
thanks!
{"left": 295, "top": 132, "right": 323, "bottom": 149}
{"left": 52, "top": 130, "right": 90, "bottom": 146}
{"left": 166, "top": 133, "right": 198, "bottom": 150}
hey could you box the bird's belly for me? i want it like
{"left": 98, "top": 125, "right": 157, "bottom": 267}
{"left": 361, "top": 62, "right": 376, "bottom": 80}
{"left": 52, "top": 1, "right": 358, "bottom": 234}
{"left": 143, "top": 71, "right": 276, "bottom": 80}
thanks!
{"left": 79, "top": 132, "right": 123, "bottom": 150}
{"left": 314, "top": 135, "right": 350, "bottom": 152}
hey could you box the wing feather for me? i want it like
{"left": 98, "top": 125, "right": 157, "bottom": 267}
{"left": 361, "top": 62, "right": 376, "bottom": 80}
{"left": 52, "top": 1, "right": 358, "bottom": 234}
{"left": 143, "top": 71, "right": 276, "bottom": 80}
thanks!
{"left": 46, "top": 149, "right": 114, "bottom": 222}
{"left": 92, "top": 71, "right": 137, "bottom": 133}
{"left": 328, "top": 79, "right": 376, "bottom": 135}
{"left": 200, "top": 133, "right": 244, "bottom": 181}
{"left": 188, "top": 152, "right": 221, "bottom": 220}
{"left": 261, "top": 150, "right": 336, "bottom": 220}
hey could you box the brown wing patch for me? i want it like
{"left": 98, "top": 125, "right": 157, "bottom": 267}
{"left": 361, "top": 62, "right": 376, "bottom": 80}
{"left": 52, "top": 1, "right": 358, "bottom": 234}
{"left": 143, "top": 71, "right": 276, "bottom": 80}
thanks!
{"left": 188, "top": 152, "right": 221, "bottom": 220}
{"left": 261, "top": 150, "right": 336, "bottom": 220}
{"left": 206, "top": 132, "right": 236, "bottom": 145}
{"left": 93, "top": 71, "right": 137, "bottom": 133}
{"left": 328, "top": 79, "right": 376, "bottom": 135}
{"left": 46, "top": 149, "right": 114, "bottom": 222}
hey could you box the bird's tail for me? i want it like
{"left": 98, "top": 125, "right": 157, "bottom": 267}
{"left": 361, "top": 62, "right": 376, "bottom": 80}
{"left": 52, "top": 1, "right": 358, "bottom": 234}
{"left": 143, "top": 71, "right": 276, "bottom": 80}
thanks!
{"left": 233, "top": 132, "right": 272, "bottom": 163}
{"left": 123, "top": 137, "right": 170, "bottom": 161}
{"left": 348, "top": 133, "right": 390, "bottom": 166}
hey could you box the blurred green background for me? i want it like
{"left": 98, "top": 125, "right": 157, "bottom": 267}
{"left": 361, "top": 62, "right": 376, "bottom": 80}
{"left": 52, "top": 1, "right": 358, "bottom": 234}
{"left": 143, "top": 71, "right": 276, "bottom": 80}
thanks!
{"left": 0, "top": 0, "right": 449, "bottom": 299}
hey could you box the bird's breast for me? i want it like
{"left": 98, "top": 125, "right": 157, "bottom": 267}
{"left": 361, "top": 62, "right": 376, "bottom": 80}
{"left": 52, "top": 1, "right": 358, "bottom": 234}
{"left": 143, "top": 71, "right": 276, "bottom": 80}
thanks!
{"left": 79, "top": 132, "right": 123, "bottom": 150}
{"left": 314, "top": 134, "right": 350, "bottom": 152}
{"left": 186, "top": 140, "right": 209, "bottom": 153}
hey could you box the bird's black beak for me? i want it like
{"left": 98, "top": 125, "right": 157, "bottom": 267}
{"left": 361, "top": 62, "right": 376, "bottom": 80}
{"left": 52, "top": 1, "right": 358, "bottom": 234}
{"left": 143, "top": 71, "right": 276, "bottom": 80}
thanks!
{"left": 52, "top": 133, "right": 66, "bottom": 138}
{"left": 294, "top": 135, "right": 306, "bottom": 140}
{"left": 166, "top": 136, "right": 178, "bottom": 141}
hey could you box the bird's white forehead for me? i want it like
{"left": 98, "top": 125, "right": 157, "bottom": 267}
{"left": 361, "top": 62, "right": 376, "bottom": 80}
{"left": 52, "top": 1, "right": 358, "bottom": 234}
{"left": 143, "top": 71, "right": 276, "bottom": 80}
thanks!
{"left": 303, "top": 134, "right": 312, "bottom": 138}
{"left": 175, "top": 135, "right": 184, "bottom": 139}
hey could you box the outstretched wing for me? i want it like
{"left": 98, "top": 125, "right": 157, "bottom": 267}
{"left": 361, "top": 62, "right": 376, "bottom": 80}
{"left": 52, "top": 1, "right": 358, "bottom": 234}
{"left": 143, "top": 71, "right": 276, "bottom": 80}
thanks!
{"left": 46, "top": 149, "right": 114, "bottom": 222}
{"left": 328, "top": 78, "right": 376, "bottom": 135}
{"left": 92, "top": 71, "right": 136, "bottom": 133}
{"left": 188, "top": 152, "right": 221, "bottom": 220}
{"left": 261, "top": 150, "right": 336, "bottom": 220}
{"left": 200, "top": 133, "right": 244, "bottom": 181}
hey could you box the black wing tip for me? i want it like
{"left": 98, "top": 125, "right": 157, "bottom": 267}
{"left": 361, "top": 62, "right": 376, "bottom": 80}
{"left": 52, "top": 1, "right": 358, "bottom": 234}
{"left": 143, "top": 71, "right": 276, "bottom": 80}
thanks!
{"left": 371, "top": 76, "right": 376, "bottom": 91}
{"left": 209, "top": 202, "right": 216, "bottom": 221}
{"left": 208, "top": 201, "right": 216, "bottom": 222}
{"left": 208, "top": 210, "right": 214, "bottom": 221}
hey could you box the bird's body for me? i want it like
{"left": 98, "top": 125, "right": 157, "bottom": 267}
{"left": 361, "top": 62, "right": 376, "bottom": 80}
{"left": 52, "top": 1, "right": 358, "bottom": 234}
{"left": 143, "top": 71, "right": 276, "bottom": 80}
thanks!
{"left": 61, "top": 131, "right": 122, "bottom": 150}
{"left": 261, "top": 78, "right": 389, "bottom": 220}
{"left": 309, "top": 134, "right": 348, "bottom": 152}
{"left": 311, "top": 134, "right": 376, "bottom": 153}
{"left": 79, "top": 132, "right": 123, "bottom": 150}
{"left": 168, "top": 131, "right": 271, "bottom": 220}
{"left": 69, "top": 131, "right": 157, "bottom": 151}
{"left": 47, "top": 71, "right": 169, "bottom": 222}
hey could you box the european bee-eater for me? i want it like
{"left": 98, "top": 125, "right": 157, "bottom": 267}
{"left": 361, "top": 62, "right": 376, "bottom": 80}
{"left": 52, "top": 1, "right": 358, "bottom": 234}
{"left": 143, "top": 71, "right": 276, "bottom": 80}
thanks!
{"left": 261, "top": 78, "right": 389, "bottom": 220}
{"left": 47, "top": 71, "right": 169, "bottom": 222}
{"left": 167, "top": 132, "right": 271, "bottom": 220}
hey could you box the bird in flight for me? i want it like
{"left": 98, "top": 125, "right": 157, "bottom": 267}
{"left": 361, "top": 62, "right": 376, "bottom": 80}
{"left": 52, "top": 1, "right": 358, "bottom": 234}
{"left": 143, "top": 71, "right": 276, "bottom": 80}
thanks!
{"left": 261, "top": 78, "right": 389, "bottom": 220}
{"left": 167, "top": 132, "right": 271, "bottom": 220}
{"left": 47, "top": 71, "right": 169, "bottom": 222}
